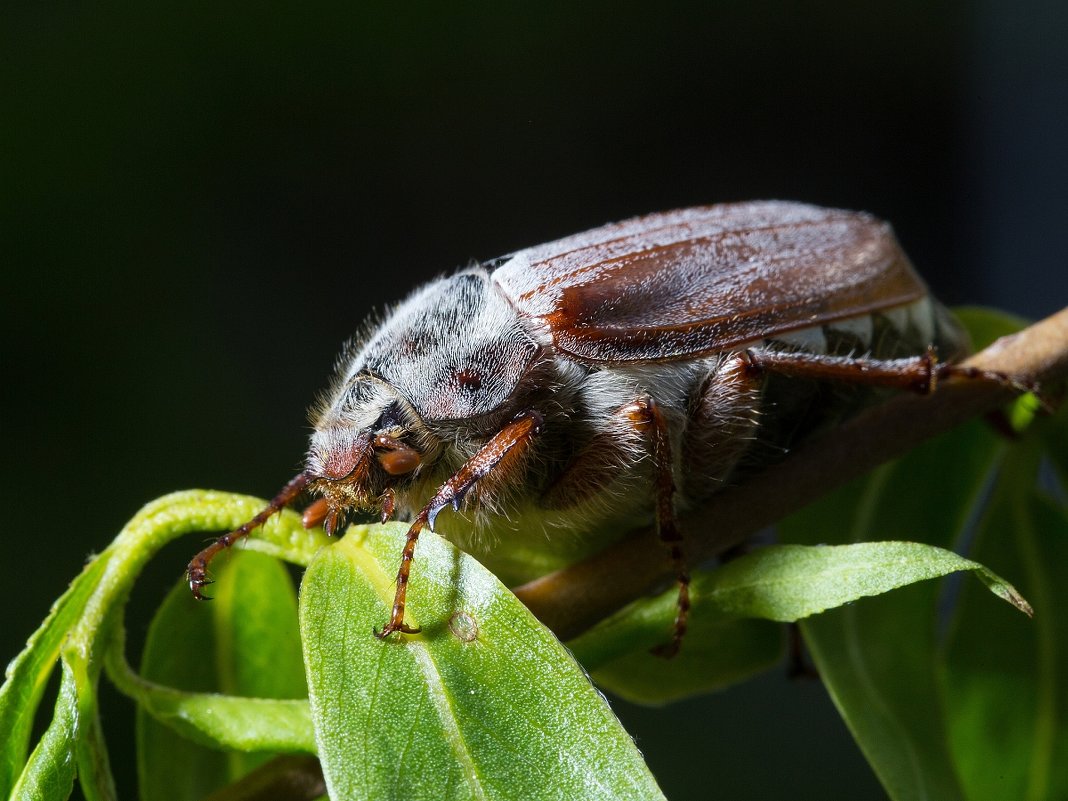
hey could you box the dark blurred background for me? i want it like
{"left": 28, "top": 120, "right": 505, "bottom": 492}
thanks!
{"left": 3, "top": 2, "right": 1066, "bottom": 799}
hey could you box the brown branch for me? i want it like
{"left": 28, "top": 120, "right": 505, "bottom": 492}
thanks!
{"left": 514, "top": 306, "right": 1068, "bottom": 641}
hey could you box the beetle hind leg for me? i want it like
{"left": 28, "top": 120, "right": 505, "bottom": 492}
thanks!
{"left": 743, "top": 345, "right": 1040, "bottom": 399}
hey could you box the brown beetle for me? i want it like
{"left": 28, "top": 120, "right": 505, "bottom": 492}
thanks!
{"left": 188, "top": 200, "right": 994, "bottom": 655}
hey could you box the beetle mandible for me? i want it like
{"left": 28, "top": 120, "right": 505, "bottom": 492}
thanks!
{"left": 188, "top": 200, "right": 989, "bottom": 656}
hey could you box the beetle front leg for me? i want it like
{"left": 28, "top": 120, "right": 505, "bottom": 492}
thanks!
{"left": 375, "top": 409, "right": 544, "bottom": 640}
{"left": 188, "top": 471, "right": 312, "bottom": 599}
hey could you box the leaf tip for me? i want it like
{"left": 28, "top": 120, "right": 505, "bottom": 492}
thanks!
{"left": 993, "top": 584, "right": 1034, "bottom": 617}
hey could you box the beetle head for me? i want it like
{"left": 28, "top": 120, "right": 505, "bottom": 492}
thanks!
{"left": 306, "top": 376, "right": 429, "bottom": 531}
{"left": 305, "top": 269, "right": 540, "bottom": 532}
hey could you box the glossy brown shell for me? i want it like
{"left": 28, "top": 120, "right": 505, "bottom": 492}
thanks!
{"left": 493, "top": 201, "right": 928, "bottom": 363}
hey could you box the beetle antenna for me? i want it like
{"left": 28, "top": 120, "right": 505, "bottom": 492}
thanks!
{"left": 187, "top": 471, "right": 312, "bottom": 599}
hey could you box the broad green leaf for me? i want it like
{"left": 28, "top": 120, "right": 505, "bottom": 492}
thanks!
{"left": 780, "top": 420, "right": 1007, "bottom": 801}
{"left": 211, "top": 551, "right": 307, "bottom": 701}
{"left": 569, "top": 577, "right": 783, "bottom": 704}
{"left": 568, "top": 537, "right": 1029, "bottom": 706}
{"left": 943, "top": 435, "right": 1068, "bottom": 801}
{"left": 136, "top": 579, "right": 231, "bottom": 801}
{"left": 0, "top": 554, "right": 108, "bottom": 798}
{"left": 300, "top": 523, "right": 666, "bottom": 801}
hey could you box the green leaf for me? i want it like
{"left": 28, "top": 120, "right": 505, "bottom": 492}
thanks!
{"left": 113, "top": 495, "right": 324, "bottom": 799}
{"left": 76, "top": 701, "right": 119, "bottom": 801}
{"left": 134, "top": 550, "right": 310, "bottom": 801}
{"left": 780, "top": 420, "right": 1007, "bottom": 801}
{"left": 300, "top": 523, "right": 666, "bottom": 801}
{"left": 569, "top": 579, "right": 783, "bottom": 704}
{"left": 9, "top": 661, "right": 80, "bottom": 801}
{"left": 211, "top": 551, "right": 307, "bottom": 701}
{"left": 0, "top": 555, "right": 108, "bottom": 798}
{"left": 699, "top": 541, "right": 1030, "bottom": 621}
{"left": 567, "top": 536, "right": 1029, "bottom": 707}
{"left": 942, "top": 435, "right": 1068, "bottom": 801}
{"left": 3, "top": 491, "right": 329, "bottom": 801}
{"left": 136, "top": 579, "right": 231, "bottom": 801}
{"left": 122, "top": 551, "right": 311, "bottom": 801}
{"left": 127, "top": 673, "right": 314, "bottom": 754}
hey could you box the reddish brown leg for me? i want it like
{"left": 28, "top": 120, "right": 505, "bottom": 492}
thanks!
{"left": 188, "top": 471, "right": 312, "bottom": 599}
{"left": 379, "top": 487, "right": 397, "bottom": 523}
{"left": 622, "top": 397, "right": 690, "bottom": 659}
{"left": 375, "top": 409, "right": 544, "bottom": 640}
{"left": 744, "top": 346, "right": 1039, "bottom": 396}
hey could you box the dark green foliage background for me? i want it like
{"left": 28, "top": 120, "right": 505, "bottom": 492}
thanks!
{"left": 3, "top": 3, "right": 1066, "bottom": 799}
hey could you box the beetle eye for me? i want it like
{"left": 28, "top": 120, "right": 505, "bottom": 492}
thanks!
{"left": 454, "top": 369, "right": 483, "bottom": 393}
{"left": 375, "top": 401, "right": 405, "bottom": 432}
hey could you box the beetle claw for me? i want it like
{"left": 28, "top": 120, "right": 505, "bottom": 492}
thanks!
{"left": 373, "top": 621, "right": 422, "bottom": 639}
{"left": 188, "top": 576, "right": 214, "bottom": 601}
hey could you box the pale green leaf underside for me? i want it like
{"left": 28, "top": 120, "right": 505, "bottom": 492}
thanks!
{"left": 706, "top": 540, "right": 1031, "bottom": 621}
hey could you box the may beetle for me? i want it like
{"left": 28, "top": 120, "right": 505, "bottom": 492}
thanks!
{"left": 190, "top": 201, "right": 993, "bottom": 655}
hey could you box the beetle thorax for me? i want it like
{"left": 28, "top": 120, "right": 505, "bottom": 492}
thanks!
{"left": 349, "top": 268, "right": 539, "bottom": 422}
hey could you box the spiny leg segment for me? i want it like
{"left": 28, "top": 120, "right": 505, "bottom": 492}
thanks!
{"left": 623, "top": 396, "right": 690, "bottom": 659}
{"left": 375, "top": 409, "right": 543, "bottom": 640}
{"left": 187, "top": 471, "right": 312, "bottom": 599}
{"left": 743, "top": 346, "right": 1041, "bottom": 397}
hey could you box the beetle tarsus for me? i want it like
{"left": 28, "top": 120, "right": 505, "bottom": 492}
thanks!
{"left": 373, "top": 621, "right": 422, "bottom": 640}
{"left": 188, "top": 573, "right": 214, "bottom": 601}
{"left": 185, "top": 471, "right": 312, "bottom": 600}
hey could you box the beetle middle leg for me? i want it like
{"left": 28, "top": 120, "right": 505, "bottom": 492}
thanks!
{"left": 375, "top": 409, "right": 544, "bottom": 640}
{"left": 622, "top": 396, "right": 693, "bottom": 659}
{"left": 544, "top": 394, "right": 694, "bottom": 658}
